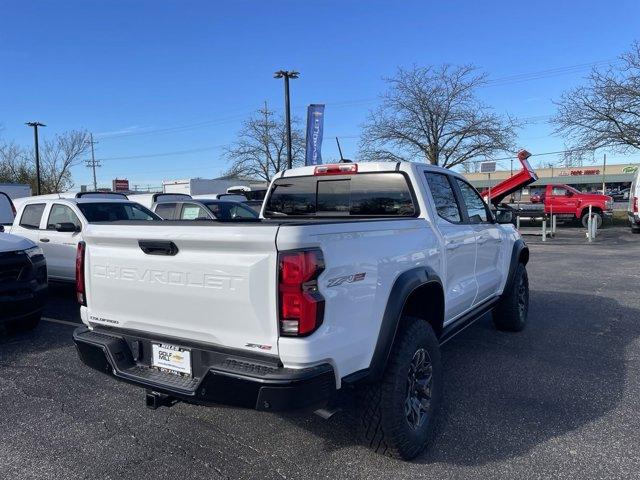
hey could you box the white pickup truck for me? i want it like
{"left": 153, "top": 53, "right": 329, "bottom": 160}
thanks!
{"left": 73, "top": 162, "right": 529, "bottom": 459}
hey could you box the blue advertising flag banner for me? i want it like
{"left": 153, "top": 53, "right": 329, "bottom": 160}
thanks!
{"left": 305, "top": 104, "right": 325, "bottom": 165}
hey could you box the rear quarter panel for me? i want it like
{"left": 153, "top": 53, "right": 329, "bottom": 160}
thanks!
{"left": 276, "top": 219, "right": 440, "bottom": 383}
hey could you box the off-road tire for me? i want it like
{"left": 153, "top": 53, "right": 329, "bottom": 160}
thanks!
{"left": 358, "top": 317, "right": 442, "bottom": 460}
{"left": 493, "top": 263, "right": 529, "bottom": 332}
{"left": 581, "top": 211, "right": 602, "bottom": 229}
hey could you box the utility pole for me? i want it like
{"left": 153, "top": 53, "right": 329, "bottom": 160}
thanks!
{"left": 274, "top": 70, "right": 299, "bottom": 169}
{"left": 85, "top": 133, "right": 101, "bottom": 191}
{"left": 602, "top": 153, "right": 607, "bottom": 194}
{"left": 25, "top": 122, "right": 46, "bottom": 195}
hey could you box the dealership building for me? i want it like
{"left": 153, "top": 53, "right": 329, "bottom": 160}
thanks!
{"left": 464, "top": 162, "right": 638, "bottom": 199}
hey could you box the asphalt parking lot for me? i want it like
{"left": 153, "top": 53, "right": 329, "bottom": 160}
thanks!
{"left": 1, "top": 226, "right": 639, "bottom": 480}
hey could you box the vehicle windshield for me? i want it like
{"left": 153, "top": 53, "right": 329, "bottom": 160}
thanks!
{"left": 77, "top": 202, "right": 161, "bottom": 222}
{"left": 263, "top": 172, "right": 417, "bottom": 218}
{"left": 202, "top": 201, "right": 259, "bottom": 220}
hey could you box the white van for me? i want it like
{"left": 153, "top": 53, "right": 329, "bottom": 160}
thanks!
{"left": 629, "top": 169, "right": 639, "bottom": 232}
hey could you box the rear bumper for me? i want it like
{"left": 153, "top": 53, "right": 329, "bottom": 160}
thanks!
{"left": 629, "top": 213, "right": 640, "bottom": 225}
{"left": 73, "top": 326, "right": 336, "bottom": 412}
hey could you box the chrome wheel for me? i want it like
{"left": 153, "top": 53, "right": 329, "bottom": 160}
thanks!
{"left": 405, "top": 348, "right": 432, "bottom": 430}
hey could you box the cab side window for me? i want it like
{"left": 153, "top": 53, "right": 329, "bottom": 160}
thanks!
{"left": 552, "top": 186, "right": 567, "bottom": 196}
{"left": 19, "top": 203, "right": 46, "bottom": 229}
{"left": 154, "top": 203, "right": 177, "bottom": 220}
{"left": 455, "top": 179, "right": 490, "bottom": 224}
{"left": 424, "top": 172, "right": 462, "bottom": 223}
{"left": 47, "top": 204, "right": 81, "bottom": 230}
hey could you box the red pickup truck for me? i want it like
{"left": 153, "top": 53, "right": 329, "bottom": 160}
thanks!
{"left": 532, "top": 184, "right": 614, "bottom": 227}
{"left": 483, "top": 150, "right": 614, "bottom": 228}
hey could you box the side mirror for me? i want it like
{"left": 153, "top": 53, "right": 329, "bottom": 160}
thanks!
{"left": 55, "top": 222, "right": 79, "bottom": 232}
{"left": 495, "top": 209, "right": 514, "bottom": 224}
{"left": 565, "top": 191, "right": 573, "bottom": 197}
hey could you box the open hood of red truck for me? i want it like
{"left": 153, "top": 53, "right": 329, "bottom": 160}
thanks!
{"left": 482, "top": 150, "right": 538, "bottom": 205}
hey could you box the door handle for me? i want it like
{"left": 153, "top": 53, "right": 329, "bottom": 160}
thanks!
{"left": 40, "top": 238, "right": 50, "bottom": 243}
{"left": 445, "top": 241, "right": 461, "bottom": 250}
{"left": 139, "top": 240, "right": 179, "bottom": 256}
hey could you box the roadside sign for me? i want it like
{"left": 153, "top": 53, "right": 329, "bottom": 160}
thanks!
{"left": 480, "top": 161, "right": 497, "bottom": 173}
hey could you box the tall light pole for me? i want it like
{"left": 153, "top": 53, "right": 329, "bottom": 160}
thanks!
{"left": 274, "top": 70, "right": 299, "bottom": 169}
{"left": 26, "top": 122, "right": 46, "bottom": 195}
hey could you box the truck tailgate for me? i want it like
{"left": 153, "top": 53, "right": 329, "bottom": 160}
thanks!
{"left": 82, "top": 223, "right": 281, "bottom": 355}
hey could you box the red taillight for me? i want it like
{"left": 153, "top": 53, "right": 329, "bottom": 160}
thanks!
{"left": 278, "top": 249, "right": 325, "bottom": 336}
{"left": 314, "top": 163, "right": 358, "bottom": 176}
{"left": 76, "top": 241, "right": 86, "bottom": 305}
{"left": 634, "top": 196, "right": 638, "bottom": 213}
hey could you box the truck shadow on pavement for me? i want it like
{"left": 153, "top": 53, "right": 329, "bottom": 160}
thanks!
{"left": 282, "top": 290, "right": 638, "bottom": 465}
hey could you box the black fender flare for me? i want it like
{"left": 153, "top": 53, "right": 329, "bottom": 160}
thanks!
{"left": 503, "top": 239, "right": 529, "bottom": 295}
{"left": 348, "top": 266, "right": 443, "bottom": 384}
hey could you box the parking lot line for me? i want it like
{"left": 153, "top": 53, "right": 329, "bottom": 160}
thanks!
{"left": 42, "top": 316, "right": 80, "bottom": 327}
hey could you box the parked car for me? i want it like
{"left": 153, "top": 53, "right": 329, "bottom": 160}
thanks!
{"left": 529, "top": 192, "right": 543, "bottom": 204}
{"left": 242, "top": 199, "right": 264, "bottom": 213}
{"left": 152, "top": 198, "right": 258, "bottom": 220}
{"left": 629, "top": 170, "right": 640, "bottom": 232}
{"left": 0, "top": 192, "right": 16, "bottom": 229}
{"left": 193, "top": 193, "right": 248, "bottom": 202}
{"left": 0, "top": 232, "right": 47, "bottom": 331}
{"left": 611, "top": 188, "right": 630, "bottom": 202}
{"left": 10, "top": 197, "right": 160, "bottom": 282}
{"left": 128, "top": 193, "right": 192, "bottom": 210}
{"left": 73, "top": 161, "right": 529, "bottom": 459}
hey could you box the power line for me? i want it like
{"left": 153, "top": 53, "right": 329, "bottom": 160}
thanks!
{"left": 92, "top": 58, "right": 618, "bottom": 144}
{"left": 100, "top": 145, "right": 226, "bottom": 161}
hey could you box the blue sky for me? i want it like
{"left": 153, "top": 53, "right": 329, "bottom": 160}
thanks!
{"left": 1, "top": 0, "right": 639, "bottom": 189}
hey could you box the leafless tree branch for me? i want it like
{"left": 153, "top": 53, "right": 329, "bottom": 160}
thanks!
{"left": 553, "top": 42, "right": 640, "bottom": 152}
{"left": 223, "top": 105, "right": 305, "bottom": 182}
{"left": 358, "top": 65, "right": 518, "bottom": 168}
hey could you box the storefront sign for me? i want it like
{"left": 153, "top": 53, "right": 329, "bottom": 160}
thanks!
{"left": 558, "top": 169, "right": 600, "bottom": 177}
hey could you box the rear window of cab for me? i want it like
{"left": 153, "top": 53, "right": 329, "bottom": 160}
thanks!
{"left": 77, "top": 202, "right": 160, "bottom": 222}
{"left": 264, "top": 172, "right": 417, "bottom": 217}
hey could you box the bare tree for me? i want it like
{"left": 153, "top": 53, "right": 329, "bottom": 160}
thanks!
{"left": 358, "top": 65, "right": 518, "bottom": 168}
{"left": 224, "top": 104, "right": 305, "bottom": 182}
{"left": 460, "top": 161, "right": 481, "bottom": 173}
{"left": 0, "top": 142, "right": 34, "bottom": 186}
{"left": 1, "top": 130, "right": 90, "bottom": 193}
{"left": 553, "top": 42, "right": 640, "bottom": 152}
{"left": 39, "top": 130, "right": 91, "bottom": 193}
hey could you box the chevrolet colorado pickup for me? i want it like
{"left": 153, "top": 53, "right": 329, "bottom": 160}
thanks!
{"left": 73, "top": 162, "right": 530, "bottom": 459}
